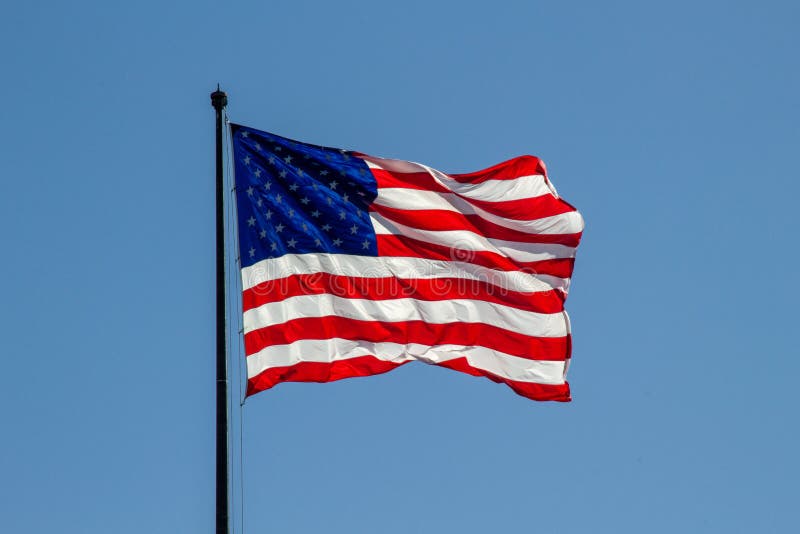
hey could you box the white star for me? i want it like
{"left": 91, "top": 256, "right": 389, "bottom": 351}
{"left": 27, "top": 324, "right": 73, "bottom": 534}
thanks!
{"left": 275, "top": 223, "right": 285, "bottom": 233}
{"left": 314, "top": 238, "right": 321, "bottom": 246}
{"left": 297, "top": 169, "right": 304, "bottom": 177}
{"left": 332, "top": 238, "right": 343, "bottom": 246}
{"left": 300, "top": 197, "right": 310, "bottom": 205}
{"left": 265, "top": 181, "right": 272, "bottom": 190}
{"left": 288, "top": 208, "right": 295, "bottom": 217}
{"left": 329, "top": 180, "right": 338, "bottom": 190}
{"left": 322, "top": 224, "right": 331, "bottom": 231}
{"left": 279, "top": 170, "right": 287, "bottom": 179}
{"left": 243, "top": 156, "right": 251, "bottom": 165}
{"left": 259, "top": 229, "right": 267, "bottom": 239}
{"left": 339, "top": 210, "right": 346, "bottom": 220}
{"left": 274, "top": 145, "right": 281, "bottom": 151}
{"left": 247, "top": 216, "right": 256, "bottom": 226}
{"left": 268, "top": 156, "right": 276, "bottom": 165}
{"left": 255, "top": 142, "right": 262, "bottom": 152}
{"left": 311, "top": 210, "right": 320, "bottom": 218}
{"left": 284, "top": 155, "right": 292, "bottom": 164}
{"left": 350, "top": 224, "right": 358, "bottom": 234}
{"left": 326, "top": 197, "right": 333, "bottom": 206}
{"left": 270, "top": 242, "right": 277, "bottom": 251}
{"left": 246, "top": 186, "right": 254, "bottom": 196}
{"left": 254, "top": 168, "right": 262, "bottom": 177}
{"left": 287, "top": 238, "right": 297, "bottom": 248}
{"left": 311, "top": 182, "right": 319, "bottom": 190}
{"left": 249, "top": 247, "right": 256, "bottom": 257}
{"left": 320, "top": 169, "right": 329, "bottom": 176}
{"left": 302, "top": 223, "right": 308, "bottom": 232}
{"left": 342, "top": 194, "right": 349, "bottom": 202}
{"left": 256, "top": 198, "right": 263, "bottom": 208}
{"left": 266, "top": 210, "right": 273, "bottom": 220}
{"left": 289, "top": 183, "right": 299, "bottom": 192}
{"left": 242, "top": 131, "right": 249, "bottom": 138}
{"left": 275, "top": 194, "right": 282, "bottom": 203}
{"left": 362, "top": 239, "right": 370, "bottom": 249}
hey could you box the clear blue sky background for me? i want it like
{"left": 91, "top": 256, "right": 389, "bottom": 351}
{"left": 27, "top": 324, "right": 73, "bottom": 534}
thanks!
{"left": 1, "top": 1, "right": 797, "bottom": 533}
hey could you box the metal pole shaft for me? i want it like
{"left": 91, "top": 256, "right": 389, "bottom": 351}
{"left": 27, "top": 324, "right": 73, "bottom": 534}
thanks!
{"left": 210, "top": 86, "right": 229, "bottom": 534}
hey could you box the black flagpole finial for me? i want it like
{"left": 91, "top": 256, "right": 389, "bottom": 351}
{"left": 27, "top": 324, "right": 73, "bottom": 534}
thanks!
{"left": 211, "top": 85, "right": 228, "bottom": 110}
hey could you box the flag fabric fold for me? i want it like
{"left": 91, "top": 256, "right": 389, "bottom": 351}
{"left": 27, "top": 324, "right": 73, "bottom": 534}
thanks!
{"left": 231, "top": 123, "right": 584, "bottom": 401}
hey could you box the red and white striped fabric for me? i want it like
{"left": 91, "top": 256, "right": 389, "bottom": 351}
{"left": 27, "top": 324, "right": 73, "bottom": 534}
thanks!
{"left": 235, "top": 127, "right": 583, "bottom": 402}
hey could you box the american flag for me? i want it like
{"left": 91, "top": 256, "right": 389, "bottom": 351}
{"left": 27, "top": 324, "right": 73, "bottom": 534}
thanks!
{"left": 231, "top": 123, "right": 584, "bottom": 401}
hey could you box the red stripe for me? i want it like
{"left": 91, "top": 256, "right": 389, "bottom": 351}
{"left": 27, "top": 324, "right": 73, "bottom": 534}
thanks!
{"left": 456, "top": 194, "right": 575, "bottom": 221}
{"left": 365, "top": 154, "right": 547, "bottom": 185}
{"left": 244, "top": 317, "right": 571, "bottom": 361}
{"left": 434, "top": 357, "right": 571, "bottom": 401}
{"left": 372, "top": 168, "right": 450, "bottom": 192}
{"left": 377, "top": 234, "right": 576, "bottom": 279}
{"left": 371, "top": 204, "right": 582, "bottom": 247}
{"left": 449, "top": 155, "right": 547, "bottom": 184}
{"left": 242, "top": 273, "right": 565, "bottom": 314}
{"left": 247, "top": 356, "right": 407, "bottom": 396}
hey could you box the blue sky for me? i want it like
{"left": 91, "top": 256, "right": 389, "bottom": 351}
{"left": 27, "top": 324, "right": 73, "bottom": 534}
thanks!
{"left": 1, "top": 1, "right": 798, "bottom": 533}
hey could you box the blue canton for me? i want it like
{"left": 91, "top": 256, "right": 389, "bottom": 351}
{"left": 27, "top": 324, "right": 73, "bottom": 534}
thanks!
{"left": 231, "top": 124, "right": 379, "bottom": 268}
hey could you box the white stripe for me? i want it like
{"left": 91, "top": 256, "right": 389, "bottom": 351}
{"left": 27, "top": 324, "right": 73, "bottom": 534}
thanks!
{"left": 242, "top": 293, "right": 568, "bottom": 337}
{"left": 241, "top": 254, "right": 561, "bottom": 293}
{"left": 247, "top": 338, "right": 567, "bottom": 385}
{"left": 363, "top": 156, "right": 553, "bottom": 202}
{"left": 425, "top": 167, "right": 553, "bottom": 202}
{"left": 375, "top": 188, "right": 585, "bottom": 235}
{"left": 369, "top": 211, "right": 576, "bottom": 262}
{"left": 363, "top": 157, "right": 426, "bottom": 174}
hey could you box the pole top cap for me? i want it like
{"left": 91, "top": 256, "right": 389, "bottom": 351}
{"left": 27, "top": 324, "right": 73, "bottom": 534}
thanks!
{"left": 211, "top": 84, "right": 228, "bottom": 110}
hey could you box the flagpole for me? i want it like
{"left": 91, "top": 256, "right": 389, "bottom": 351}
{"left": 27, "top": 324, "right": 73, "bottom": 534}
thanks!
{"left": 210, "top": 85, "right": 230, "bottom": 534}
